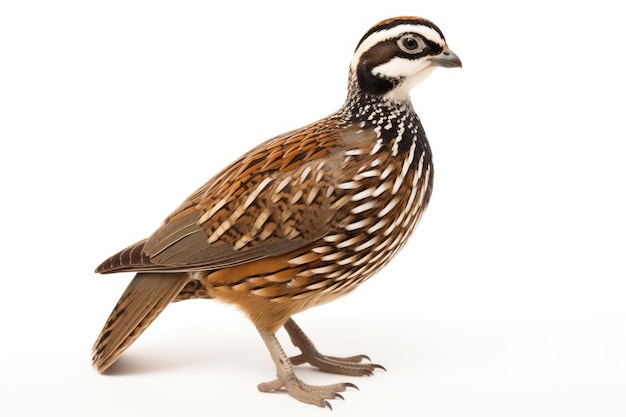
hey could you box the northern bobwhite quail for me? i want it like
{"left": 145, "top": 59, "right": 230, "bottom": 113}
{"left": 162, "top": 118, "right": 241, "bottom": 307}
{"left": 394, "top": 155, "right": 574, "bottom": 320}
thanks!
{"left": 93, "top": 16, "right": 461, "bottom": 408}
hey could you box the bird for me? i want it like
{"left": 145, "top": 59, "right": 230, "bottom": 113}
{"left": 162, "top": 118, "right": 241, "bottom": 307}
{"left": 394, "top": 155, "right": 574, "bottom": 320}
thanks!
{"left": 93, "top": 16, "right": 461, "bottom": 408}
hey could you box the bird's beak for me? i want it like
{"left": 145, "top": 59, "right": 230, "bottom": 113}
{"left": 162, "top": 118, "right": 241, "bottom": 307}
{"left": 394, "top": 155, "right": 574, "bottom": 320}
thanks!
{"left": 431, "top": 48, "right": 462, "bottom": 68}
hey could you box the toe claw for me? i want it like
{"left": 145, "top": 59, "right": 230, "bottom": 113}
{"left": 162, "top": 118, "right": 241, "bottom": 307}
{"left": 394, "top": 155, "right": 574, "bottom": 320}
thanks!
{"left": 324, "top": 400, "right": 332, "bottom": 410}
{"left": 335, "top": 393, "right": 344, "bottom": 401}
{"left": 374, "top": 364, "right": 387, "bottom": 372}
{"left": 344, "top": 382, "right": 359, "bottom": 391}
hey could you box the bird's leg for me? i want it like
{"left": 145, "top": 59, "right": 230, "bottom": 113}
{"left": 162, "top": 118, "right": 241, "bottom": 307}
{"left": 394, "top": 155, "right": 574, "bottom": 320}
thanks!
{"left": 284, "top": 318, "right": 386, "bottom": 376}
{"left": 257, "top": 327, "right": 357, "bottom": 409}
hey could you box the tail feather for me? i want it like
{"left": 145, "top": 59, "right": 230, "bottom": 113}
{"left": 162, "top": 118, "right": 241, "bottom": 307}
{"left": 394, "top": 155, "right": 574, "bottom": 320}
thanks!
{"left": 92, "top": 272, "right": 190, "bottom": 372}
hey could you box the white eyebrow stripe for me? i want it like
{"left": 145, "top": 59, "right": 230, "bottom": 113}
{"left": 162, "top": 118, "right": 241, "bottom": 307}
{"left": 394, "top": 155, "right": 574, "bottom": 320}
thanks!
{"left": 351, "top": 24, "right": 444, "bottom": 71}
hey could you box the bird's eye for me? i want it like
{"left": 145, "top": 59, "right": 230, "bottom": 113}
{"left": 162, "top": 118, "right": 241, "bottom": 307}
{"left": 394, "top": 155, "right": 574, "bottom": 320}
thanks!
{"left": 398, "top": 35, "right": 425, "bottom": 54}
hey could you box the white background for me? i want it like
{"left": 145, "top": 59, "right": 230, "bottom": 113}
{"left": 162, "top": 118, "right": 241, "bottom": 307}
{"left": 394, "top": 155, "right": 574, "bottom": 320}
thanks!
{"left": 1, "top": 1, "right": 625, "bottom": 416}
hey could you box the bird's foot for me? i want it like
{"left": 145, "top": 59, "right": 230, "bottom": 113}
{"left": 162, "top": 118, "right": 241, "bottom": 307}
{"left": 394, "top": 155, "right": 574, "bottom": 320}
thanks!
{"left": 290, "top": 350, "right": 385, "bottom": 376}
{"left": 258, "top": 376, "right": 357, "bottom": 409}
{"left": 284, "top": 318, "right": 386, "bottom": 376}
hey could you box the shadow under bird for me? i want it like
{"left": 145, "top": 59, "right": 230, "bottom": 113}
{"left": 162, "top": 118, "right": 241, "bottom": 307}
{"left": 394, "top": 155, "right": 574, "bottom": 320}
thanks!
{"left": 93, "top": 16, "right": 461, "bottom": 408}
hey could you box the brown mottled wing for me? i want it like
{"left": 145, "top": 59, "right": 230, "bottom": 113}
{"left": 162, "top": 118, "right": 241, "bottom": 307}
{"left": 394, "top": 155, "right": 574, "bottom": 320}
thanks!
{"left": 96, "top": 121, "right": 374, "bottom": 274}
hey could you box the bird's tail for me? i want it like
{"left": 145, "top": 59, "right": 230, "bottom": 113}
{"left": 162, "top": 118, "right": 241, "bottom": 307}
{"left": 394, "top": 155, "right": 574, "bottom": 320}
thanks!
{"left": 92, "top": 272, "right": 190, "bottom": 373}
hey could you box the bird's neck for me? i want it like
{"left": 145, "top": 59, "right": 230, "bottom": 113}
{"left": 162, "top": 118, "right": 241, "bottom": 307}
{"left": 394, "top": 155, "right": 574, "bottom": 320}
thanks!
{"left": 338, "top": 83, "right": 416, "bottom": 124}
{"left": 334, "top": 83, "right": 429, "bottom": 159}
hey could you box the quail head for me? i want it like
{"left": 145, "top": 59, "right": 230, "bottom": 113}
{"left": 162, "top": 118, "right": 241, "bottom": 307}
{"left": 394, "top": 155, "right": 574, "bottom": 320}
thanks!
{"left": 93, "top": 16, "right": 461, "bottom": 408}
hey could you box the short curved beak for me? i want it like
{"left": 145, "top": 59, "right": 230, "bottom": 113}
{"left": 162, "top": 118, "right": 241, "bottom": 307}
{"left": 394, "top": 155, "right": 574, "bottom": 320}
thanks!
{"left": 432, "top": 48, "right": 462, "bottom": 68}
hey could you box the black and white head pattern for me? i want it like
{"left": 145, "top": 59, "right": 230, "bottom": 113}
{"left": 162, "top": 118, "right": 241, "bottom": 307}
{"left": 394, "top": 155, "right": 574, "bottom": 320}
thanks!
{"left": 350, "top": 17, "right": 449, "bottom": 100}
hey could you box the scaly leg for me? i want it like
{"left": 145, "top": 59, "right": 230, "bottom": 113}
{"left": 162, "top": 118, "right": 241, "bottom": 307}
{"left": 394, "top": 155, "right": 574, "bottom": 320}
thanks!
{"left": 284, "top": 318, "right": 385, "bottom": 376}
{"left": 257, "top": 327, "right": 357, "bottom": 409}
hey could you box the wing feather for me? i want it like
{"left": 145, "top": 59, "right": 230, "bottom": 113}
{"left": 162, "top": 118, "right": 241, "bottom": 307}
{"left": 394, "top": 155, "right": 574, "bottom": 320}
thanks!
{"left": 96, "top": 122, "right": 375, "bottom": 274}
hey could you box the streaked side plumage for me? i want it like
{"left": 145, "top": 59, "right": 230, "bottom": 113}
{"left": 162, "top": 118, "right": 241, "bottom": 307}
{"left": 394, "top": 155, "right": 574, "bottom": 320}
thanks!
{"left": 93, "top": 16, "right": 461, "bottom": 408}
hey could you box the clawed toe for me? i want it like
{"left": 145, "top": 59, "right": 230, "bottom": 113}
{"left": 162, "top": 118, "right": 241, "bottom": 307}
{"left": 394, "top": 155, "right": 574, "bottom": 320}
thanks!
{"left": 328, "top": 354, "right": 371, "bottom": 363}
{"left": 293, "top": 351, "right": 386, "bottom": 376}
{"left": 285, "top": 319, "right": 386, "bottom": 376}
{"left": 258, "top": 377, "right": 358, "bottom": 408}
